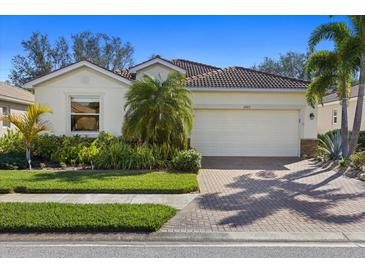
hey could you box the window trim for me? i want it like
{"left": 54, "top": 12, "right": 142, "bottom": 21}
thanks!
{"left": 332, "top": 109, "right": 338, "bottom": 125}
{"left": 1, "top": 105, "right": 11, "bottom": 128}
{"left": 67, "top": 94, "right": 103, "bottom": 135}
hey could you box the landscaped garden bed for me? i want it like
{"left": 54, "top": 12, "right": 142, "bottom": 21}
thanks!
{"left": 0, "top": 170, "right": 198, "bottom": 194}
{"left": 0, "top": 203, "right": 176, "bottom": 233}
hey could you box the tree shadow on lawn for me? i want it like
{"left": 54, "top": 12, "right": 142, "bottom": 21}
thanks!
{"left": 198, "top": 166, "right": 365, "bottom": 227}
{"left": 26, "top": 170, "right": 153, "bottom": 184}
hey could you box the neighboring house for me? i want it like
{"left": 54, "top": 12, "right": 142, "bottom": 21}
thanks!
{"left": 0, "top": 81, "right": 34, "bottom": 136}
{"left": 24, "top": 56, "right": 316, "bottom": 157}
{"left": 317, "top": 85, "right": 365, "bottom": 134}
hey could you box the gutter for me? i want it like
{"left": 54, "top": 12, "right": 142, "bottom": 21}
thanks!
{"left": 0, "top": 95, "right": 34, "bottom": 105}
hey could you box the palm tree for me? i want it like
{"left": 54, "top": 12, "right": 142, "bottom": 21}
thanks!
{"left": 306, "top": 49, "right": 354, "bottom": 158}
{"left": 123, "top": 71, "right": 193, "bottom": 151}
{"left": 347, "top": 16, "right": 365, "bottom": 155}
{"left": 0, "top": 104, "right": 52, "bottom": 169}
{"left": 308, "top": 16, "right": 365, "bottom": 157}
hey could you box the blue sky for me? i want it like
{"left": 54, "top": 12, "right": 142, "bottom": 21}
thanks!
{"left": 0, "top": 15, "right": 345, "bottom": 82}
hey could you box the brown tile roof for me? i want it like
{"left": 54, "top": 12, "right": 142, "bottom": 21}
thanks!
{"left": 170, "top": 59, "right": 220, "bottom": 77}
{"left": 114, "top": 69, "right": 135, "bottom": 80}
{"left": 323, "top": 85, "right": 360, "bottom": 103}
{"left": 0, "top": 81, "right": 34, "bottom": 104}
{"left": 185, "top": 66, "right": 309, "bottom": 89}
{"left": 25, "top": 57, "right": 310, "bottom": 90}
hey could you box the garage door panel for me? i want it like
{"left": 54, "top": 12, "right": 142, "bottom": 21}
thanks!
{"left": 191, "top": 109, "right": 299, "bottom": 156}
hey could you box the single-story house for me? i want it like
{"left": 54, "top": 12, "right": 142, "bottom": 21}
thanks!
{"left": 317, "top": 85, "right": 365, "bottom": 134}
{"left": 24, "top": 56, "right": 317, "bottom": 157}
{"left": 0, "top": 81, "right": 34, "bottom": 136}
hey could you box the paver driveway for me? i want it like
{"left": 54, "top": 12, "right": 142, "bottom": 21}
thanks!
{"left": 161, "top": 157, "right": 365, "bottom": 232}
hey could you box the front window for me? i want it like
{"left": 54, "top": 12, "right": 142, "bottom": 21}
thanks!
{"left": 70, "top": 97, "right": 100, "bottom": 132}
{"left": 2, "top": 106, "right": 10, "bottom": 128}
{"left": 332, "top": 109, "right": 338, "bottom": 125}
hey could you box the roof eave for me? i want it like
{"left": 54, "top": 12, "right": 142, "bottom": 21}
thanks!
{"left": 0, "top": 95, "right": 34, "bottom": 105}
{"left": 129, "top": 57, "right": 186, "bottom": 74}
{"left": 188, "top": 87, "right": 308, "bottom": 92}
{"left": 24, "top": 60, "right": 133, "bottom": 89}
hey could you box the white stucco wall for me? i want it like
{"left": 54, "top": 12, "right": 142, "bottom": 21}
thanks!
{"left": 34, "top": 66, "right": 129, "bottom": 136}
{"left": 135, "top": 64, "right": 176, "bottom": 81}
{"left": 0, "top": 101, "right": 29, "bottom": 136}
{"left": 317, "top": 99, "right": 365, "bottom": 134}
{"left": 192, "top": 91, "right": 317, "bottom": 140}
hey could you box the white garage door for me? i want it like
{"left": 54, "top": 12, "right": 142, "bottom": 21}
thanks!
{"left": 191, "top": 109, "right": 300, "bottom": 157}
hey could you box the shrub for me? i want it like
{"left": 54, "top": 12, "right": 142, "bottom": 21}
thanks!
{"left": 172, "top": 149, "right": 202, "bottom": 173}
{"left": 338, "top": 156, "right": 347, "bottom": 167}
{"left": 32, "top": 134, "right": 63, "bottom": 160}
{"left": 94, "top": 141, "right": 157, "bottom": 170}
{"left": 350, "top": 152, "right": 365, "bottom": 169}
{"left": 51, "top": 136, "right": 93, "bottom": 166}
{"left": 357, "top": 131, "right": 365, "bottom": 151}
{"left": 0, "top": 131, "right": 202, "bottom": 171}
{"left": 0, "top": 130, "right": 24, "bottom": 154}
{"left": 78, "top": 141, "right": 100, "bottom": 169}
{"left": 0, "top": 152, "right": 28, "bottom": 170}
{"left": 95, "top": 131, "right": 119, "bottom": 147}
{"left": 317, "top": 129, "right": 342, "bottom": 160}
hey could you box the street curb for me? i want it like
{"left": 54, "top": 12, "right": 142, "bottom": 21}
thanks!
{"left": 1, "top": 232, "right": 365, "bottom": 243}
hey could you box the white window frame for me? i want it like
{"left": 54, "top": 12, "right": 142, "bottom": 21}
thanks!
{"left": 332, "top": 109, "right": 338, "bottom": 125}
{"left": 2, "top": 105, "right": 11, "bottom": 128}
{"left": 70, "top": 96, "right": 101, "bottom": 134}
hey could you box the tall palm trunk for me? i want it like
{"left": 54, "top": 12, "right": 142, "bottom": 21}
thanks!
{"left": 341, "top": 85, "right": 349, "bottom": 158}
{"left": 25, "top": 143, "right": 32, "bottom": 170}
{"left": 349, "top": 54, "right": 365, "bottom": 155}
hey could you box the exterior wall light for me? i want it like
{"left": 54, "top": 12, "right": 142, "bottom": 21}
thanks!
{"left": 309, "top": 113, "right": 315, "bottom": 120}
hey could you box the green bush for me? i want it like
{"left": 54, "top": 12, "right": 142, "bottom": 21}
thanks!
{"left": 0, "top": 152, "right": 28, "bottom": 170}
{"left": 32, "top": 134, "right": 63, "bottom": 160}
{"left": 172, "top": 149, "right": 202, "bottom": 173}
{"left": 78, "top": 141, "right": 100, "bottom": 169}
{"left": 51, "top": 135, "right": 93, "bottom": 166}
{"left": 0, "top": 131, "right": 202, "bottom": 171}
{"left": 0, "top": 130, "right": 24, "bottom": 154}
{"left": 357, "top": 131, "right": 365, "bottom": 151}
{"left": 350, "top": 152, "right": 365, "bottom": 169}
{"left": 95, "top": 141, "right": 157, "bottom": 170}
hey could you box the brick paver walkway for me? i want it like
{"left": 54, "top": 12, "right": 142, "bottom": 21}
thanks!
{"left": 161, "top": 157, "right": 365, "bottom": 232}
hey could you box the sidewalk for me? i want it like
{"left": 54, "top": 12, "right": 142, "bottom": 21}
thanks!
{"left": 0, "top": 193, "right": 198, "bottom": 210}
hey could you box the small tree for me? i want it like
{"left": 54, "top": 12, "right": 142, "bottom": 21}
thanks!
{"left": 0, "top": 104, "right": 52, "bottom": 169}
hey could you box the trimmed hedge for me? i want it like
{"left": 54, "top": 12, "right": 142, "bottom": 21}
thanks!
{"left": 172, "top": 149, "right": 202, "bottom": 173}
{"left": 0, "top": 203, "right": 176, "bottom": 233}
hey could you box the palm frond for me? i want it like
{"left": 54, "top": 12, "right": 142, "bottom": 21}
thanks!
{"left": 123, "top": 72, "right": 193, "bottom": 150}
{"left": 306, "top": 75, "right": 336, "bottom": 107}
{"left": 309, "top": 22, "right": 351, "bottom": 51}
{"left": 305, "top": 50, "right": 339, "bottom": 76}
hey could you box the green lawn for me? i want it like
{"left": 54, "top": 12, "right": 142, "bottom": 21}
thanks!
{"left": 0, "top": 203, "right": 176, "bottom": 233}
{"left": 0, "top": 170, "right": 198, "bottom": 194}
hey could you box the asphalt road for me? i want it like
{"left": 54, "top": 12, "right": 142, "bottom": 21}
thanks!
{"left": 1, "top": 241, "right": 365, "bottom": 257}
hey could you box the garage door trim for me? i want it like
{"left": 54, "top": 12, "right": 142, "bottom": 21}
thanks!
{"left": 191, "top": 108, "right": 302, "bottom": 157}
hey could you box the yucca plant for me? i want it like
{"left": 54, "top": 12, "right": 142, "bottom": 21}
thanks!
{"left": 318, "top": 130, "right": 342, "bottom": 160}
{"left": 0, "top": 104, "right": 52, "bottom": 169}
